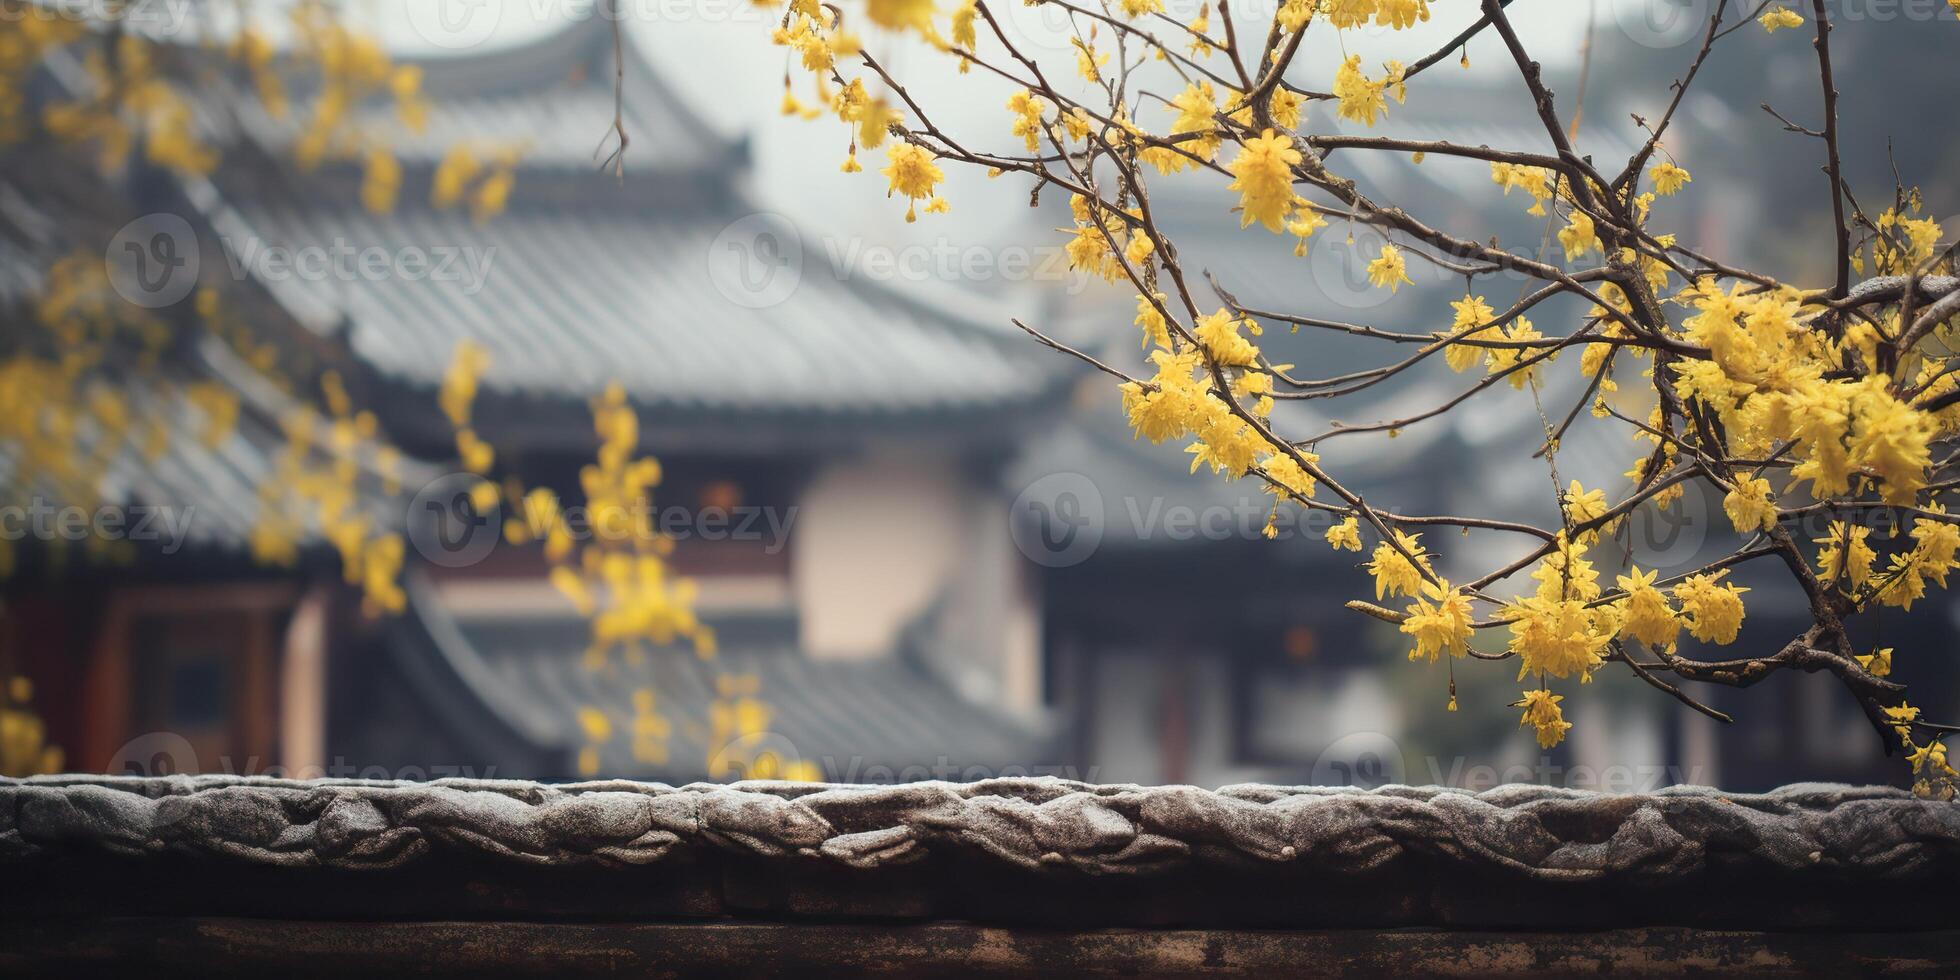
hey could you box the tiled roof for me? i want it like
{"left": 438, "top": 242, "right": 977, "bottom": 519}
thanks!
{"left": 0, "top": 147, "right": 411, "bottom": 554}
{"left": 179, "top": 13, "right": 1065, "bottom": 430}
{"left": 204, "top": 188, "right": 1061, "bottom": 423}
{"left": 389, "top": 577, "right": 1061, "bottom": 783}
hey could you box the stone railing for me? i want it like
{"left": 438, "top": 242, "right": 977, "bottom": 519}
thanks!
{"left": 5, "top": 775, "right": 1959, "bottom": 975}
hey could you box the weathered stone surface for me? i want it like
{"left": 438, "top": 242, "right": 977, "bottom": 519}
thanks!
{"left": 4, "top": 775, "right": 1958, "bottom": 929}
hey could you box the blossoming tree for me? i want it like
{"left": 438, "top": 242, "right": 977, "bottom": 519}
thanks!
{"left": 759, "top": 0, "right": 1960, "bottom": 794}
{"left": 0, "top": 3, "right": 813, "bottom": 780}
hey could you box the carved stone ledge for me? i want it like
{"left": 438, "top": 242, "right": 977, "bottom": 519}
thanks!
{"left": 4, "top": 775, "right": 1957, "bottom": 930}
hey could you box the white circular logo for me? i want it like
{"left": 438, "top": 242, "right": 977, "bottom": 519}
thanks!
{"left": 1624, "top": 477, "right": 1712, "bottom": 574}
{"left": 405, "top": 0, "right": 504, "bottom": 50}
{"left": 1009, "top": 471, "right": 1105, "bottom": 568}
{"left": 106, "top": 213, "right": 199, "bottom": 309}
{"left": 109, "top": 730, "right": 201, "bottom": 777}
{"left": 1312, "top": 731, "right": 1408, "bottom": 789}
{"left": 1001, "top": 0, "right": 1080, "bottom": 53}
{"left": 1610, "top": 0, "right": 1714, "bottom": 50}
{"left": 708, "top": 212, "right": 803, "bottom": 309}
{"left": 407, "top": 472, "right": 503, "bottom": 568}
{"left": 1308, "top": 225, "right": 1400, "bottom": 313}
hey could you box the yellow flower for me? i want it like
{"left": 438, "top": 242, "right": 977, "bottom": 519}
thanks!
{"left": 1333, "top": 55, "right": 1389, "bottom": 127}
{"left": 1135, "top": 293, "right": 1172, "bottom": 349}
{"left": 1485, "top": 317, "right": 1547, "bottom": 389}
{"left": 1270, "top": 89, "right": 1305, "bottom": 130}
{"left": 1006, "top": 89, "right": 1045, "bottom": 152}
{"left": 1185, "top": 410, "right": 1264, "bottom": 479}
{"left": 1517, "top": 689, "right": 1571, "bottom": 749}
{"left": 1442, "top": 295, "right": 1496, "bottom": 373}
{"left": 1557, "top": 209, "right": 1601, "bottom": 262}
{"left": 1674, "top": 570, "right": 1748, "bottom": 644}
{"left": 1814, "top": 521, "right": 1876, "bottom": 588}
{"left": 1615, "top": 566, "right": 1680, "bottom": 652}
{"left": 1326, "top": 515, "right": 1363, "bottom": 552}
{"left": 881, "top": 143, "right": 945, "bottom": 222}
{"left": 1260, "top": 450, "right": 1320, "bottom": 501}
{"left": 1375, "top": 0, "right": 1431, "bottom": 30}
{"left": 1402, "top": 578, "right": 1473, "bottom": 662}
{"left": 1278, "top": 0, "right": 1314, "bottom": 31}
{"left": 1505, "top": 595, "right": 1607, "bottom": 681}
{"left": 1071, "top": 36, "right": 1108, "bottom": 82}
{"left": 1167, "top": 81, "right": 1222, "bottom": 162}
{"left": 1490, "top": 162, "right": 1554, "bottom": 216}
{"left": 360, "top": 148, "right": 401, "bottom": 215}
{"left": 1649, "top": 161, "right": 1691, "bottom": 196}
{"left": 1366, "top": 530, "right": 1432, "bottom": 599}
{"left": 1759, "top": 6, "right": 1805, "bottom": 32}
{"left": 1722, "top": 476, "right": 1778, "bottom": 534}
{"left": 1118, "top": 0, "right": 1164, "bottom": 17}
{"left": 1325, "top": 0, "right": 1378, "bottom": 29}
{"left": 1225, "top": 130, "right": 1302, "bottom": 233}
{"left": 1193, "top": 309, "right": 1261, "bottom": 366}
{"left": 1856, "top": 648, "right": 1893, "bottom": 678}
{"left": 1561, "top": 480, "right": 1610, "bottom": 542}
{"left": 1366, "top": 244, "right": 1413, "bottom": 292}
{"left": 1121, "top": 349, "right": 1209, "bottom": 443}
{"left": 866, "top": 0, "right": 935, "bottom": 33}
{"left": 1849, "top": 386, "right": 1936, "bottom": 505}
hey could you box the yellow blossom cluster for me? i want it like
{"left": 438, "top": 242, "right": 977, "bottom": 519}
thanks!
{"left": 749, "top": 0, "right": 1960, "bottom": 780}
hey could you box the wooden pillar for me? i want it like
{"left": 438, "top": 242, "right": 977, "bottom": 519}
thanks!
{"left": 280, "top": 585, "right": 331, "bottom": 778}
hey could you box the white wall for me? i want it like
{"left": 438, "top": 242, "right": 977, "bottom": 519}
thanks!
{"left": 791, "top": 449, "right": 1044, "bottom": 717}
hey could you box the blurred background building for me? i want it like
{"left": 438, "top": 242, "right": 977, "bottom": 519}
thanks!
{"left": 3, "top": 3, "right": 1957, "bottom": 791}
